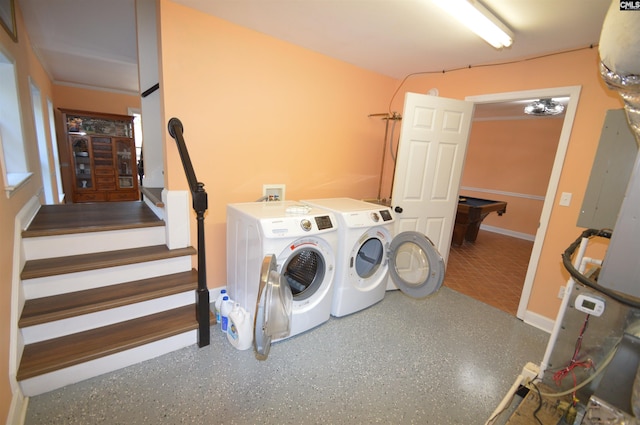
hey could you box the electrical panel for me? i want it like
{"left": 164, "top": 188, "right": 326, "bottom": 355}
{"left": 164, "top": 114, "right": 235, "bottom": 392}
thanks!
{"left": 577, "top": 109, "right": 638, "bottom": 229}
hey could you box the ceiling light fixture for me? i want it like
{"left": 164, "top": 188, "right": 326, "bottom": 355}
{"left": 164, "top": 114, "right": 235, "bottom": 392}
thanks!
{"left": 524, "top": 98, "right": 565, "bottom": 116}
{"left": 432, "top": 0, "right": 514, "bottom": 49}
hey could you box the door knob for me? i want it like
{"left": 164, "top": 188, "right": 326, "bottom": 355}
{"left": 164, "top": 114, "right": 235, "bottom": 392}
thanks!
{"left": 394, "top": 206, "right": 403, "bottom": 213}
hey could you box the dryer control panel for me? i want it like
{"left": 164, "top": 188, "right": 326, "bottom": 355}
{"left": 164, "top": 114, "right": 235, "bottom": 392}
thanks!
{"left": 379, "top": 210, "right": 393, "bottom": 221}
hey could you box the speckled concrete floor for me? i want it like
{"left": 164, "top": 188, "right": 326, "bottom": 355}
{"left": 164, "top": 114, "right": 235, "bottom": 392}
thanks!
{"left": 24, "top": 288, "right": 549, "bottom": 425}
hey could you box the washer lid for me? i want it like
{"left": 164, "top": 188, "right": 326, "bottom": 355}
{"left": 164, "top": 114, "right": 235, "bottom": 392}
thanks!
{"left": 254, "top": 254, "right": 293, "bottom": 360}
{"left": 388, "top": 231, "right": 445, "bottom": 299}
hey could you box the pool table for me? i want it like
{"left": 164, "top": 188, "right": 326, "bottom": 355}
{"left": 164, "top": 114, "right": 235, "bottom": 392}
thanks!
{"left": 452, "top": 196, "right": 507, "bottom": 246}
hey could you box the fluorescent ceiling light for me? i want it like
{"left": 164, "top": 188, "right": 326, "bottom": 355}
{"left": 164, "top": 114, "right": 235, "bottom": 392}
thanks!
{"left": 432, "top": 0, "right": 514, "bottom": 49}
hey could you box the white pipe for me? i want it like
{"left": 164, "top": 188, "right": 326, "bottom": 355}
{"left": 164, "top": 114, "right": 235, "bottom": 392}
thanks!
{"left": 485, "top": 374, "right": 525, "bottom": 424}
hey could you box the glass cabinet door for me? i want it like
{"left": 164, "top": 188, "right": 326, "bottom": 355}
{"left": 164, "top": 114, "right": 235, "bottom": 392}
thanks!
{"left": 115, "top": 139, "right": 134, "bottom": 189}
{"left": 71, "top": 136, "right": 92, "bottom": 189}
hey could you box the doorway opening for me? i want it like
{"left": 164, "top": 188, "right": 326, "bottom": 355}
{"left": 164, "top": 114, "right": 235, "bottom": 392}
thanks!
{"left": 458, "top": 87, "right": 581, "bottom": 323}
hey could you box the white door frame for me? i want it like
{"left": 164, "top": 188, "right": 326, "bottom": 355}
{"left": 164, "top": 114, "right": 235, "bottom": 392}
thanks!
{"left": 465, "top": 86, "right": 581, "bottom": 328}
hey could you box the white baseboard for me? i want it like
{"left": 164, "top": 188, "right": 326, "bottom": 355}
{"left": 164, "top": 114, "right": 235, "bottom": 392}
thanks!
{"left": 480, "top": 224, "right": 535, "bottom": 242}
{"left": 7, "top": 385, "right": 27, "bottom": 425}
{"left": 521, "top": 309, "right": 554, "bottom": 334}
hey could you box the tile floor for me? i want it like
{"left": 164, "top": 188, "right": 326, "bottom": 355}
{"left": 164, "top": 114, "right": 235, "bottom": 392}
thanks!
{"left": 444, "top": 230, "right": 534, "bottom": 316}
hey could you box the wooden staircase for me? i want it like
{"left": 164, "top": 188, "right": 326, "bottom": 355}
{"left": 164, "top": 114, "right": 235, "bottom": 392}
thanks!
{"left": 17, "top": 202, "right": 212, "bottom": 396}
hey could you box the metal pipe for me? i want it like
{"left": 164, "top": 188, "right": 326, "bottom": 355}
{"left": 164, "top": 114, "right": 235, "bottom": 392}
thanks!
{"left": 599, "top": 0, "right": 640, "bottom": 146}
{"left": 376, "top": 118, "right": 391, "bottom": 200}
{"left": 368, "top": 112, "right": 402, "bottom": 120}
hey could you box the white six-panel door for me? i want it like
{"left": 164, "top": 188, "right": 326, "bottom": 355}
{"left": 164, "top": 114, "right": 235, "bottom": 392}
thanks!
{"left": 391, "top": 93, "right": 474, "bottom": 265}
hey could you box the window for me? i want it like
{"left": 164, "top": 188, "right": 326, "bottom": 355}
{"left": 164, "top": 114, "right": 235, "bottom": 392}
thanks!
{"left": 47, "top": 98, "right": 64, "bottom": 202}
{"left": 0, "top": 50, "right": 30, "bottom": 195}
{"left": 30, "top": 79, "right": 54, "bottom": 203}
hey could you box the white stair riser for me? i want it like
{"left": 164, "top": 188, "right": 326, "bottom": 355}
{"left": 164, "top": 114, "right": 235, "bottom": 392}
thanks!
{"left": 23, "top": 227, "right": 166, "bottom": 260}
{"left": 22, "top": 292, "right": 195, "bottom": 344}
{"left": 19, "top": 331, "right": 197, "bottom": 397}
{"left": 23, "top": 256, "right": 193, "bottom": 299}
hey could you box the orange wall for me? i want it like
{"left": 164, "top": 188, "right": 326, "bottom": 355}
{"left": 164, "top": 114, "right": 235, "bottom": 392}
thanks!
{"left": 52, "top": 85, "right": 140, "bottom": 117}
{"left": 384, "top": 48, "right": 623, "bottom": 319}
{"left": 461, "top": 117, "right": 563, "bottom": 236}
{"left": 0, "top": 3, "right": 56, "bottom": 421}
{"left": 156, "top": 3, "right": 623, "bottom": 322}
{"left": 158, "top": 0, "right": 398, "bottom": 288}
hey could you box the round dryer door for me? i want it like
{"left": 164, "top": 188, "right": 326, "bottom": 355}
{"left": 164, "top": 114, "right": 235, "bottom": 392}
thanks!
{"left": 388, "top": 231, "right": 445, "bottom": 299}
{"left": 254, "top": 255, "right": 293, "bottom": 360}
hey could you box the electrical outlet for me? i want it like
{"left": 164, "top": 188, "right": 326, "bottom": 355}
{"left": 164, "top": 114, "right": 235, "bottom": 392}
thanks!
{"left": 557, "top": 285, "right": 566, "bottom": 299}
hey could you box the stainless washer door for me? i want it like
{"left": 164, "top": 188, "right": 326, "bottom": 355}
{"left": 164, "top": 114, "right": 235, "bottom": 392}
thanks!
{"left": 254, "top": 255, "right": 293, "bottom": 360}
{"left": 388, "top": 231, "right": 445, "bottom": 298}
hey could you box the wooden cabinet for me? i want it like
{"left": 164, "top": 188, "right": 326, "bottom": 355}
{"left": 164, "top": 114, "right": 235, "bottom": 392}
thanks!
{"left": 60, "top": 109, "right": 139, "bottom": 203}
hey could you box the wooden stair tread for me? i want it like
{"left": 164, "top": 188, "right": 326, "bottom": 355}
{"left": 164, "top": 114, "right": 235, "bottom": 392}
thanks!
{"left": 19, "top": 269, "right": 199, "bottom": 327}
{"left": 22, "top": 202, "right": 164, "bottom": 238}
{"left": 17, "top": 305, "right": 213, "bottom": 381}
{"left": 21, "top": 245, "right": 197, "bottom": 280}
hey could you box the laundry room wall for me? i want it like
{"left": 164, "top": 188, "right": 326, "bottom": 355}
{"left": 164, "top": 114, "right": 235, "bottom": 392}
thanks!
{"left": 384, "top": 47, "right": 624, "bottom": 323}
{"left": 157, "top": 0, "right": 398, "bottom": 289}
{"left": 459, "top": 117, "right": 563, "bottom": 239}
{"left": 0, "top": 2, "right": 56, "bottom": 418}
{"left": 52, "top": 85, "right": 140, "bottom": 116}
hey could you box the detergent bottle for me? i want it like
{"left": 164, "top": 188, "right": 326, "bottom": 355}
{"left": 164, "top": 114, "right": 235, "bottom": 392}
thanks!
{"left": 214, "top": 289, "right": 227, "bottom": 324}
{"left": 227, "top": 303, "right": 253, "bottom": 350}
{"left": 220, "top": 296, "right": 233, "bottom": 332}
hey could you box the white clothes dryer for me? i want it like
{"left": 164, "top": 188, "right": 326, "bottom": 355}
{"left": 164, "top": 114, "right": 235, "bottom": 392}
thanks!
{"left": 226, "top": 201, "right": 338, "bottom": 353}
{"left": 302, "top": 198, "right": 445, "bottom": 317}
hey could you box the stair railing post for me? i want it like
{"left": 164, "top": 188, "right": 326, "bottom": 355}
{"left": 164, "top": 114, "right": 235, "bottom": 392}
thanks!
{"left": 167, "top": 118, "right": 210, "bottom": 347}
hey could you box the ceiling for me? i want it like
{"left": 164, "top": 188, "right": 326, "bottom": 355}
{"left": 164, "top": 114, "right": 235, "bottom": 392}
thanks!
{"left": 17, "top": 0, "right": 612, "bottom": 118}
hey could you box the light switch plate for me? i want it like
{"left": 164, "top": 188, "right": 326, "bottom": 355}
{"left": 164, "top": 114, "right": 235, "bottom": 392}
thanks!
{"left": 560, "top": 192, "right": 572, "bottom": 207}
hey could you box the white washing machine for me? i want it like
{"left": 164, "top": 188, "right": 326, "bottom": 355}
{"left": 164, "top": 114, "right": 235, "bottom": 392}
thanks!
{"left": 302, "top": 198, "right": 446, "bottom": 317}
{"left": 226, "top": 201, "right": 338, "bottom": 357}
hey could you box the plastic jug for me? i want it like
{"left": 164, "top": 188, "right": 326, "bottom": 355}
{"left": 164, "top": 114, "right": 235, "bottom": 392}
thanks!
{"left": 220, "top": 296, "right": 233, "bottom": 332}
{"left": 227, "top": 303, "right": 253, "bottom": 350}
{"left": 214, "top": 289, "right": 228, "bottom": 324}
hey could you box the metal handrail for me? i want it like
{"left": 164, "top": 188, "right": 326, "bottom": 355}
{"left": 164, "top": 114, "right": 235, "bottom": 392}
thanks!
{"left": 167, "top": 117, "right": 210, "bottom": 347}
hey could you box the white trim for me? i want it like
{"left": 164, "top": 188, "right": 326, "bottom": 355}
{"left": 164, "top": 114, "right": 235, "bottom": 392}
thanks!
{"left": 459, "top": 186, "right": 545, "bottom": 201}
{"left": 480, "top": 224, "right": 535, "bottom": 241}
{"left": 521, "top": 309, "right": 554, "bottom": 334}
{"left": 163, "top": 189, "right": 191, "bottom": 249}
{"left": 7, "top": 390, "right": 27, "bottom": 425}
{"left": 473, "top": 114, "right": 566, "bottom": 122}
{"left": 4, "top": 172, "right": 33, "bottom": 198}
{"left": 52, "top": 80, "right": 139, "bottom": 97}
{"left": 466, "top": 85, "right": 582, "bottom": 323}
{"left": 10, "top": 196, "right": 41, "bottom": 425}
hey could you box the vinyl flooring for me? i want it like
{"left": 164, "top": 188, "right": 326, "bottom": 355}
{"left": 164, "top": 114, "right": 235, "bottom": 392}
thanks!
{"left": 25, "top": 288, "right": 550, "bottom": 425}
{"left": 444, "top": 230, "right": 534, "bottom": 316}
